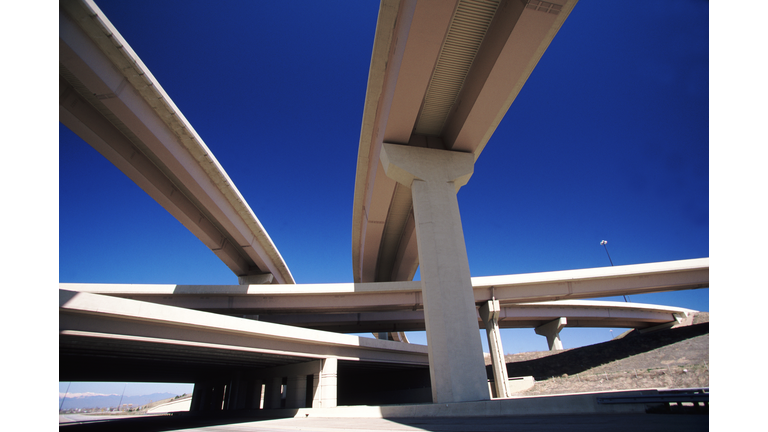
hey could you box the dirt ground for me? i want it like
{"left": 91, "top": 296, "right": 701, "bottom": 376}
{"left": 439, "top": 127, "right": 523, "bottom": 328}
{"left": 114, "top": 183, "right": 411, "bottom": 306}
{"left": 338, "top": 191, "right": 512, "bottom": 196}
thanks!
{"left": 486, "top": 313, "right": 709, "bottom": 396}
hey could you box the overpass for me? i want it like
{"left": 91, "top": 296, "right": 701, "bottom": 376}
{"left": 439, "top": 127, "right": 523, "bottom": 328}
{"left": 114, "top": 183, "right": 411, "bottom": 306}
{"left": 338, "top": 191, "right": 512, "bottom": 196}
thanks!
{"left": 60, "top": 289, "right": 431, "bottom": 409}
{"left": 59, "top": 0, "right": 707, "bottom": 413}
{"left": 59, "top": 0, "right": 292, "bottom": 285}
{"left": 352, "top": 0, "right": 578, "bottom": 285}
{"left": 194, "top": 300, "right": 696, "bottom": 335}
{"left": 348, "top": 0, "right": 584, "bottom": 400}
{"left": 62, "top": 258, "right": 707, "bottom": 315}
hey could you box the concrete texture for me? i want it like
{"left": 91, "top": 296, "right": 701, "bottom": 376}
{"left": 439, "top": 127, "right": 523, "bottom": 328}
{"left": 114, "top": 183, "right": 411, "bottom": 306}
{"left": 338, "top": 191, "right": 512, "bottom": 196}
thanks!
{"left": 60, "top": 258, "right": 708, "bottom": 316}
{"left": 380, "top": 143, "right": 489, "bottom": 403}
{"left": 535, "top": 317, "right": 567, "bottom": 351}
{"left": 352, "top": 0, "right": 580, "bottom": 287}
{"left": 60, "top": 0, "right": 294, "bottom": 284}
{"left": 58, "top": 1, "right": 710, "bottom": 425}
{"left": 480, "top": 299, "right": 510, "bottom": 398}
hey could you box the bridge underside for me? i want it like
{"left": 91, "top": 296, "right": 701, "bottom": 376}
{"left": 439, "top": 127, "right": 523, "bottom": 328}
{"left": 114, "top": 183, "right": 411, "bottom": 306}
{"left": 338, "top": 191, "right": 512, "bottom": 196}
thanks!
{"left": 58, "top": 0, "right": 708, "bottom": 412}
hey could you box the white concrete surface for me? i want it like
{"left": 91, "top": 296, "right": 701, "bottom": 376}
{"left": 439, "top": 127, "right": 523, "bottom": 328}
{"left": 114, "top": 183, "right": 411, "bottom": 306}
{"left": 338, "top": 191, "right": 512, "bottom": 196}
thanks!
{"left": 480, "top": 299, "right": 510, "bottom": 398}
{"left": 59, "top": 289, "right": 429, "bottom": 365}
{"left": 380, "top": 143, "right": 489, "bottom": 403}
{"left": 59, "top": 0, "right": 293, "bottom": 284}
{"left": 61, "top": 258, "right": 708, "bottom": 314}
{"left": 535, "top": 317, "right": 567, "bottom": 351}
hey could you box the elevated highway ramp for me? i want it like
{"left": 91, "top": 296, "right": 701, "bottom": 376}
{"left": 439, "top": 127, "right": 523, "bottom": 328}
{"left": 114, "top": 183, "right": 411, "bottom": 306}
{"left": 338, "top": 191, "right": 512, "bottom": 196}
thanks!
{"left": 62, "top": 258, "right": 707, "bottom": 321}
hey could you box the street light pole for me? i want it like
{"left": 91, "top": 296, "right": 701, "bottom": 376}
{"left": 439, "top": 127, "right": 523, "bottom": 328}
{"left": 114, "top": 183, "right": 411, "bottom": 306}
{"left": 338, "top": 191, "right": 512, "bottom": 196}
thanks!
{"left": 600, "top": 240, "right": 629, "bottom": 302}
{"left": 600, "top": 240, "right": 614, "bottom": 266}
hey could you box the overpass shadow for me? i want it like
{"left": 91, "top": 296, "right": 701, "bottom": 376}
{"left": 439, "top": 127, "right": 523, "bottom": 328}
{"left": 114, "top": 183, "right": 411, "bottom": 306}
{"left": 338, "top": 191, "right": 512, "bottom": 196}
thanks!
{"left": 59, "top": 410, "right": 299, "bottom": 432}
{"left": 498, "top": 322, "right": 709, "bottom": 380}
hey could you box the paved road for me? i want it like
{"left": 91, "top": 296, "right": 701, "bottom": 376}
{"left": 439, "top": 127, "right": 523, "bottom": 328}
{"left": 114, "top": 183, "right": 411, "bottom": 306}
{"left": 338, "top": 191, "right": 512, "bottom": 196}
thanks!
{"left": 58, "top": 414, "right": 708, "bottom": 431}
{"left": 187, "top": 415, "right": 708, "bottom": 432}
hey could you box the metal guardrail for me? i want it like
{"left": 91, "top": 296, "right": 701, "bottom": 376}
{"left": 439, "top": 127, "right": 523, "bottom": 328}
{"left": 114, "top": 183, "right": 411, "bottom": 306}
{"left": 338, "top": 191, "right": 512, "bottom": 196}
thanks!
{"left": 597, "top": 388, "right": 709, "bottom": 405}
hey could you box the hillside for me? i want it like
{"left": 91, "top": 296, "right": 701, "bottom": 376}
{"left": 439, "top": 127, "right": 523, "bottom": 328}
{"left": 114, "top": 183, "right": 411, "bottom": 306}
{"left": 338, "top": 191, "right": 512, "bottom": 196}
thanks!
{"left": 489, "top": 313, "right": 709, "bottom": 396}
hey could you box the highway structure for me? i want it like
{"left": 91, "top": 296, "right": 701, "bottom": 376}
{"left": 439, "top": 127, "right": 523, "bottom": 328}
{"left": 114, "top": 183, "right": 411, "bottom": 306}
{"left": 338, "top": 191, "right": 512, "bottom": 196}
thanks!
{"left": 59, "top": 0, "right": 708, "bottom": 417}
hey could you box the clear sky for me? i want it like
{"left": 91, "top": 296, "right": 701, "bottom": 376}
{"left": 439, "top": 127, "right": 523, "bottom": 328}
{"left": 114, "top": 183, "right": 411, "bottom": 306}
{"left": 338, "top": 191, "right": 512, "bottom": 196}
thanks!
{"left": 55, "top": 1, "right": 712, "bottom": 398}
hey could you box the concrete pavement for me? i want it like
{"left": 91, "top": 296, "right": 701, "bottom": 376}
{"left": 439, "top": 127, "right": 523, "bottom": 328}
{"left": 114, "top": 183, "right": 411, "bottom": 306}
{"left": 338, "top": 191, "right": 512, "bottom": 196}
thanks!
{"left": 195, "top": 415, "right": 708, "bottom": 432}
{"left": 58, "top": 414, "right": 708, "bottom": 431}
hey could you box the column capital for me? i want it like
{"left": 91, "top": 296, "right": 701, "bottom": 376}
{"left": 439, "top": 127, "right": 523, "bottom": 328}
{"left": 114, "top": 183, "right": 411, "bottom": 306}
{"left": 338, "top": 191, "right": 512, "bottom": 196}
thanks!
{"left": 380, "top": 143, "right": 474, "bottom": 190}
{"left": 535, "top": 317, "right": 567, "bottom": 351}
{"left": 534, "top": 317, "right": 567, "bottom": 336}
{"left": 479, "top": 299, "right": 501, "bottom": 325}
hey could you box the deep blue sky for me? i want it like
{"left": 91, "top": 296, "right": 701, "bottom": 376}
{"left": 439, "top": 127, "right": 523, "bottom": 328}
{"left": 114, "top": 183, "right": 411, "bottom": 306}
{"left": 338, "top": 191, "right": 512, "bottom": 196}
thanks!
{"left": 56, "top": 1, "right": 711, "bottom": 396}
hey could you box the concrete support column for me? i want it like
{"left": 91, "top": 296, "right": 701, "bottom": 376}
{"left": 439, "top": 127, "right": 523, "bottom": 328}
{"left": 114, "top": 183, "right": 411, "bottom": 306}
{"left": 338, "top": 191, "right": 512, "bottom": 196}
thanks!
{"left": 535, "top": 317, "right": 567, "bottom": 351}
{"left": 225, "top": 376, "right": 263, "bottom": 410}
{"left": 264, "top": 377, "right": 283, "bottom": 409}
{"left": 380, "top": 143, "right": 489, "bottom": 403}
{"left": 286, "top": 375, "right": 308, "bottom": 408}
{"left": 190, "top": 382, "right": 205, "bottom": 412}
{"left": 479, "top": 299, "right": 510, "bottom": 398}
{"left": 190, "top": 381, "right": 225, "bottom": 412}
{"left": 246, "top": 378, "right": 263, "bottom": 410}
{"left": 312, "top": 358, "right": 338, "bottom": 408}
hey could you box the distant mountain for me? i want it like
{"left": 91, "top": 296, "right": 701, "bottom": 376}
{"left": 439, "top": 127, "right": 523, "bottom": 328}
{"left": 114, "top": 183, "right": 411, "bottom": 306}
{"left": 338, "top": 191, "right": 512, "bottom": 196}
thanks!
{"left": 59, "top": 392, "right": 179, "bottom": 410}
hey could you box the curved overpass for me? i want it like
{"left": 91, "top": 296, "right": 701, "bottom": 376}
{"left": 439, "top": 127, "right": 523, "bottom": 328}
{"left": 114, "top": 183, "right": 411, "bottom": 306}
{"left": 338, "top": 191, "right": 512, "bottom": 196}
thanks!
{"left": 233, "top": 300, "right": 696, "bottom": 334}
{"left": 352, "top": 0, "right": 578, "bottom": 284}
{"left": 59, "top": 0, "right": 293, "bottom": 284}
{"left": 62, "top": 258, "right": 707, "bottom": 316}
{"left": 59, "top": 0, "right": 707, "bottom": 408}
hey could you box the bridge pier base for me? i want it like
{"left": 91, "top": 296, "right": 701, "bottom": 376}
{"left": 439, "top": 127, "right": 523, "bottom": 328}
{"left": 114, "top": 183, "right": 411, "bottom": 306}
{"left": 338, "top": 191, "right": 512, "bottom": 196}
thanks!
{"left": 535, "top": 317, "right": 567, "bottom": 351}
{"left": 380, "top": 143, "right": 490, "bottom": 404}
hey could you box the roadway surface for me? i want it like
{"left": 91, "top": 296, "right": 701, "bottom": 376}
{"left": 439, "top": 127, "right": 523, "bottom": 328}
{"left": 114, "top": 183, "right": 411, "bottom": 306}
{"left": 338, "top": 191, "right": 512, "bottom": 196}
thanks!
{"left": 57, "top": 413, "right": 708, "bottom": 431}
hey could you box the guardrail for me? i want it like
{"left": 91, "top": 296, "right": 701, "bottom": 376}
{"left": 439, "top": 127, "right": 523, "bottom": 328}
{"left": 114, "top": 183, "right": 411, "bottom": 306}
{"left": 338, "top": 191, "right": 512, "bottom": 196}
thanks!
{"left": 597, "top": 388, "right": 708, "bottom": 413}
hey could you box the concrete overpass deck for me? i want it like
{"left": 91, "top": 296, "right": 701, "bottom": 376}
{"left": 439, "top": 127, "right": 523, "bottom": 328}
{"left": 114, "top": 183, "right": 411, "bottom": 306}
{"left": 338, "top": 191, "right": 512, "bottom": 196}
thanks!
{"left": 238, "top": 300, "right": 696, "bottom": 334}
{"left": 62, "top": 258, "right": 707, "bottom": 317}
{"left": 59, "top": 0, "right": 708, "bottom": 411}
{"left": 352, "top": 0, "right": 578, "bottom": 285}
{"left": 60, "top": 289, "right": 429, "bottom": 385}
{"left": 59, "top": 0, "right": 293, "bottom": 284}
